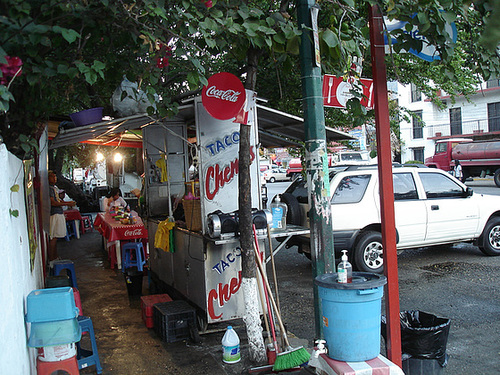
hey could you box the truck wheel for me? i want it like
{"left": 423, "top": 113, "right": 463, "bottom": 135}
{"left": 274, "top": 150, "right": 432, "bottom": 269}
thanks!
{"left": 279, "top": 193, "right": 302, "bottom": 226}
{"left": 354, "top": 231, "right": 384, "bottom": 273}
{"left": 494, "top": 169, "right": 500, "bottom": 187}
{"left": 479, "top": 217, "right": 500, "bottom": 255}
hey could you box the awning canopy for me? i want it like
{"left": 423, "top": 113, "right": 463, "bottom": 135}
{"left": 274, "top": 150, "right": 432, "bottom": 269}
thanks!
{"left": 49, "top": 103, "right": 354, "bottom": 149}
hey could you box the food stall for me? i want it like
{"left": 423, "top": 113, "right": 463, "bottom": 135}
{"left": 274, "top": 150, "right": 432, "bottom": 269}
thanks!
{"left": 143, "top": 90, "right": 310, "bottom": 329}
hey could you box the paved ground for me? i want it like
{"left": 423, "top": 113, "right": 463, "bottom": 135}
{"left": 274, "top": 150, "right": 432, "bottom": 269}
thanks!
{"left": 57, "top": 226, "right": 313, "bottom": 375}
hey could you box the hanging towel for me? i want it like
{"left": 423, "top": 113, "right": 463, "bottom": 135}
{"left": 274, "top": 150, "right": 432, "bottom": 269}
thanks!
{"left": 155, "top": 219, "right": 176, "bottom": 252}
{"left": 155, "top": 157, "right": 168, "bottom": 183}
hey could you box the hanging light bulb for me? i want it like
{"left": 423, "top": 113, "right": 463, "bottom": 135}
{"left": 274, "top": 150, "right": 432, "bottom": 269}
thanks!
{"left": 113, "top": 152, "right": 123, "bottom": 163}
{"left": 96, "top": 152, "right": 105, "bottom": 162}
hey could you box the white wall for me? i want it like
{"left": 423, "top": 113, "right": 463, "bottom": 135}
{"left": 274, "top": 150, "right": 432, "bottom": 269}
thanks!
{"left": 0, "top": 144, "right": 44, "bottom": 374}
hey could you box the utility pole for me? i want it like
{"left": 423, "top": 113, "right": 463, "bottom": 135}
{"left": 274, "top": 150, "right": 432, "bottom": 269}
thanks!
{"left": 297, "top": 0, "right": 335, "bottom": 338}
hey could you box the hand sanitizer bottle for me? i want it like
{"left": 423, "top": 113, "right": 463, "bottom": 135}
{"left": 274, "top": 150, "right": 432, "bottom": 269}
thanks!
{"left": 270, "top": 195, "right": 287, "bottom": 230}
{"left": 337, "top": 250, "right": 352, "bottom": 283}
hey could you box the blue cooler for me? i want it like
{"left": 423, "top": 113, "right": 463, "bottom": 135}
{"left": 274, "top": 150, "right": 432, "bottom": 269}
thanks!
{"left": 315, "top": 272, "right": 387, "bottom": 362}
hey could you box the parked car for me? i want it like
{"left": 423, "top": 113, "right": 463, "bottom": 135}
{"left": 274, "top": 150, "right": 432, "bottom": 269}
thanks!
{"left": 278, "top": 165, "right": 500, "bottom": 273}
{"left": 263, "top": 168, "right": 290, "bottom": 183}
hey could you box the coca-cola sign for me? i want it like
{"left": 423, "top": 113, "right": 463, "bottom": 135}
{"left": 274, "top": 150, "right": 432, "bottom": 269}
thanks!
{"left": 124, "top": 228, "right": 143, "bottom": 237}
{"left": 202, "top": 72, "right": 246, "bottom": 120}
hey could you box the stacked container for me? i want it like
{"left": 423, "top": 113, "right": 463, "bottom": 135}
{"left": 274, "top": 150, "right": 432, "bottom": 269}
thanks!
{"left": 26, "top": 287, "right": 82, "bottom": 362}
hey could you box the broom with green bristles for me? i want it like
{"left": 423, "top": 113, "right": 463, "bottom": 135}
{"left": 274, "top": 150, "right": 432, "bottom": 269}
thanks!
{"left": 252, "top": 240, "right": 311, "bottom": 371}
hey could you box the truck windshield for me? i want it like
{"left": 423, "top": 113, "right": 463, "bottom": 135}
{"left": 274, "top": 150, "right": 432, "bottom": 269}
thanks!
{"left": 435, "top": 143, "right": 447, "bottom": 153}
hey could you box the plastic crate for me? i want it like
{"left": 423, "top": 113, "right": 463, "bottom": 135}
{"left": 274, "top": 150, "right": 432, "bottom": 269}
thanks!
{"left": 153, "top": 301, "right": 196, "bottom": 343}
{"left": 26, "top": 287, "right": 78, "bottom": 323}
{"left": 140, "top": 294, "right": 173, "bottom": 328}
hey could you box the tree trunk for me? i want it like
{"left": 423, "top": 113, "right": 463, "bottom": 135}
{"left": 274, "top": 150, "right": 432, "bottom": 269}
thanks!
{"left": 240, "top": 47, "right": 267, "bottom": 364}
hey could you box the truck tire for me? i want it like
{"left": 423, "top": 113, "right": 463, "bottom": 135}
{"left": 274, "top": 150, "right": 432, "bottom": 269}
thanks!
{"left": 479, "top": 217, "right": 500, "bottom": 255}
{"left": 279, "top": 193, "right": 302, "bottom": 226}
{"left": 494, "top": 169, "right": 500, "bottom": 187}
{"left": 353, "top": 231, "right": 384, "bottom": 273}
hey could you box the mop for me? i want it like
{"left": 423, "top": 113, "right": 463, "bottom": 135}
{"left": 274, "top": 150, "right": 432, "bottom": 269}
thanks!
{"left": 252, "top": 231, "right": 310, "bottom": 371}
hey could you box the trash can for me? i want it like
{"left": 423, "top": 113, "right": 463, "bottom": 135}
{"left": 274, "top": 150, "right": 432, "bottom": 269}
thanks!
{"left": 315, "top": 272, "right": 387, "bottom": 362}
{"left": 382, "top": 311, "right": 450, "bottom": 374}
{"left": 124, "top": 269, "right": 144, "bottom": 296}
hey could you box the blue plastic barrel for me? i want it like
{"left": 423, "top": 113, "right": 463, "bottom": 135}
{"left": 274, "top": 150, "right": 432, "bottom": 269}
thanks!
{"left": 315, "top": 272, "right": 387, "bottom": 362}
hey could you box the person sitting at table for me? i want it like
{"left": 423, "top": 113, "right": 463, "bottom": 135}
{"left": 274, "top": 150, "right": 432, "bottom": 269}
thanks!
{"left": 106, "top": 187, "right": 129, "bottom": 212}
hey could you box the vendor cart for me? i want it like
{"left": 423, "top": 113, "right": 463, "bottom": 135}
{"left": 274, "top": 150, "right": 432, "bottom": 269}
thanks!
{"left": 143, "top": 96, "right": 310, "bottom": 329}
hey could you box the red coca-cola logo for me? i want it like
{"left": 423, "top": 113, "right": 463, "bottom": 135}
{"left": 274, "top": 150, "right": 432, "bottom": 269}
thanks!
{"left": 124, "top": 228, "right": 143, "bottom": 236}
{"left": 202, "top": 72, "right": 246, "bottom": 120}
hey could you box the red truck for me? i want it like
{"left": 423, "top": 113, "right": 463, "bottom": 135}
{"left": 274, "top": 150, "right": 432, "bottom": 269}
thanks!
{"left": 425, "top": 138, "right": 500, "bottom": 187}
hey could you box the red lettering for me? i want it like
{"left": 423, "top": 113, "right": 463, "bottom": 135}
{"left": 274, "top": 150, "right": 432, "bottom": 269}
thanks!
{"left": 207, "top": 271, "right": 242, "bottom": 320}
{"left": 250, "top": 146, "right": 255, "bottom": 162}
{"left": 205, "top": 166, "right": 216, "bottom": 200}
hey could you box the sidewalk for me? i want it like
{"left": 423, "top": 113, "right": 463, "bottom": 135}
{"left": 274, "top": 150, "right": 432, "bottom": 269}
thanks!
{"left": 57, "top": 227, "right": 312, "bottom": 375}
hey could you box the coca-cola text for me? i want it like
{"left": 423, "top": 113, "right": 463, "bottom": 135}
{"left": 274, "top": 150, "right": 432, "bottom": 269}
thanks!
{"left": 205, "top": 86, "right": 241, "bottom": 103}
{"left": 124, "top": 228, "right": 143, "bottom": 236}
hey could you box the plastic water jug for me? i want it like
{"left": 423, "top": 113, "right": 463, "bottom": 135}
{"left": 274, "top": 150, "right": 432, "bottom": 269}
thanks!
{"left": 222, "top": 326, "right": 240, "bottom": 364}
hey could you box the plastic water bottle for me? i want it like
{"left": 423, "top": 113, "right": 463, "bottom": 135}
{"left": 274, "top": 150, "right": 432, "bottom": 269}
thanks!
{"left": 222, "top": 326, "right": 241, "bottom": 364}
{"left": 337, "top": 250, "right": 352, "bottom": 283}
{"left": 270, "top": 195, "right": 288, "bottom": 230}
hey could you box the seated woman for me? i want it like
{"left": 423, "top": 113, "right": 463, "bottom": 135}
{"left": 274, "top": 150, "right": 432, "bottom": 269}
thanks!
{"left": 106, "top": 187, "right": 129, "bottom": 212}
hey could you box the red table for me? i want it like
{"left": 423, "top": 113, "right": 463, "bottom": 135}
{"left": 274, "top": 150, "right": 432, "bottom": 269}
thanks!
{"left": 94, "top": 212, "right": 148, "bottom": 269}
{"left": 63, "top": 209, "right": 84, "bottom": 239}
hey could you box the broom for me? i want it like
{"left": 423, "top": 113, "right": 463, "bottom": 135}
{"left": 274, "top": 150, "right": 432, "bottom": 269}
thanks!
{"left": 252, "top": 239, "right": 310, "bottom": 371}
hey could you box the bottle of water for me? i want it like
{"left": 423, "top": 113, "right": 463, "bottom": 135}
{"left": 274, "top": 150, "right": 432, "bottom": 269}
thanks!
{"left": 222, "top": 326, "right": 241, "bottom": 364}
{"left": 337, "top": 250, "right": 352, "bottom": 283}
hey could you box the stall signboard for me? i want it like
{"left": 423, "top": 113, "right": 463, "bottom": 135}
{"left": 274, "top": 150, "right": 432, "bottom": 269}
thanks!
{"left": 202, "top": 72, "right": 246, "bottom": 120}
{"left": 323, "top": 75, "right": 373, "bottom": 109}
{"left": 195, "top": 94, "right": 261, "bottom": 322}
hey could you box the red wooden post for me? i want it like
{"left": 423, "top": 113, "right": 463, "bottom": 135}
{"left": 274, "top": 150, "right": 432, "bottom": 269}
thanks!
{"left": 368, "top": 4, "right": 402, "bottom": 366}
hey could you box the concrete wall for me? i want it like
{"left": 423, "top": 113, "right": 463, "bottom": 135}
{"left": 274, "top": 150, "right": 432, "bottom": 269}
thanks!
{"left": 0, "top": 144, "right": 44, "bottom": 374}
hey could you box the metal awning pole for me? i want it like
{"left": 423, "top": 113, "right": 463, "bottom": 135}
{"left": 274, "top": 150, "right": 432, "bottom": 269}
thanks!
{"left": 369, "top": 4, "right": 402, "bottom": 366}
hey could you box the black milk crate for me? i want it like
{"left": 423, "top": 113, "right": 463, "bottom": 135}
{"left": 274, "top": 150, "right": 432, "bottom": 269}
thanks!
{"left": 153, "top": 300, "right": 197, "bottom": 343}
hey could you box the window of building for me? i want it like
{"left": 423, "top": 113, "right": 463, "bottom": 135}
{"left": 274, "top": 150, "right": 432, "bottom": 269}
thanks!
{"left": 413, "top": 147, "right": 424, "bottom": 163}
{"left": 449, "top": 107, "right": 462, "bottom": 135}
{"left": 412, "top": 110, "right": 423, "bottom": 139}
{"left": 488, "top": 102, "right": 500, "bottom": 132}
{"left": 411, "top": 83, "right": 421, "bottom": 102}
{"left": 487, "top": 78, "right": 500, "bottom": 89}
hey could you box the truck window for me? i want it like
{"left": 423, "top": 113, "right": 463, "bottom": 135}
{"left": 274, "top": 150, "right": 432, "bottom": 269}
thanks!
{"left": 435, "top": 143, "right": 447, "bottom": 154}
{"left": 419, "top": 172, "right": 464, "bottom": 198}
{"left": 393, "top": 173, "right": 418, "bottom": 200}
{"left": 340, "top": 153, "right": 363, "bottom": 161}
{"left": 332, "top": 175, "right": 371, "bottom": 204}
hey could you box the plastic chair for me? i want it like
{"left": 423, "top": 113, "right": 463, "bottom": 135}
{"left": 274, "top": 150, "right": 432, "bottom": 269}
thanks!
{"left": 36, "top": 355, "right": 80, "bottom": 375}
{"left": 65, "top": 220, "right": 77, "bottom": 241}
{"left": 52, "top": 259, "right": 78, "bottom": 289}
{"left": 76, "top": 316, "right": 103, "bottom": 374}
{"left": 121, "top": 242, "right": 146, "bottom": 272}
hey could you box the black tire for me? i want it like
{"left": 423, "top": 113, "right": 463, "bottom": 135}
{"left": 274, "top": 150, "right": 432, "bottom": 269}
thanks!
{"left": 494, "top": 169, "right": 500, "bottom": 188}
{"left": 353, "top": 231, "right": 384, "bottom": 273}
{"left": 278, "top": 193, "right": 302, "bottom": 226}
{"left": 479, "top": 217, "right": 500, "bottom": 255}
{"left": 269, "top": 177, "right": 276, "bottom": 183}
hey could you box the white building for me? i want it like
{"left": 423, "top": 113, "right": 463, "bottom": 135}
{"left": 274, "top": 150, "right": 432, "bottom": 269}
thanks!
{"left": 398, "top": 79, "right": 500, "bottom": 163}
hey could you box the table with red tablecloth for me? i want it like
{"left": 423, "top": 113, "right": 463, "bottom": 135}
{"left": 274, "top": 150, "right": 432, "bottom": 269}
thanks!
{"left": 94, "top": 211, "right": 148, "bottom": 269}
{"left": 63, "top": 209, "right": 83, "bottom": 239}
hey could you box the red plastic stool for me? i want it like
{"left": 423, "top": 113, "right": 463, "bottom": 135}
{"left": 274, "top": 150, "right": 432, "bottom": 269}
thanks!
{"left": 80, "top": 214, "right": 93, "bottom": 234}
{"left": 36, "top": 355, "right": 80, "bottom": 374}
{"left": 74, "top": 289, "right": 83, "bottom": 316}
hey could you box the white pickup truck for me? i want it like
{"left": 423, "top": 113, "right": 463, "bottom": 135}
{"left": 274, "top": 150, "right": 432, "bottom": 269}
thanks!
{"left": 279, "top": 165, "right": 500, "bottom": 273}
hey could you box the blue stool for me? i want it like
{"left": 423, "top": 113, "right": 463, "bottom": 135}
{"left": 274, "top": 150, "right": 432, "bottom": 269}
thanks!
{"left": 121, "top": 242, "right": 146, "bottom": 272}
{"left": 76, "top": 316, "right": 102, "bottom": 374}
{"left": 65, "top": 220, "right": 77, "bottom": 241}
{"left": 52, "top": 259, "right": 78, "bottom": 290}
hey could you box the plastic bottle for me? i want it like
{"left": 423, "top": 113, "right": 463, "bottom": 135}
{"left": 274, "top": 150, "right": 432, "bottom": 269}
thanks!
{"left": 337, "top": 250, "right": 352, "bottom": 283}
{"left": 270, "top": 195, "right": 288, "bottom": 230}
{"left": 222, "top": 326, "right": 241, "bottom": 363}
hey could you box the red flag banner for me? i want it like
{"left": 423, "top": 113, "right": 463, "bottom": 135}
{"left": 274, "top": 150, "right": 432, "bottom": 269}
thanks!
{"left": 323, "top": 75, "right": 373, "bottom": 109}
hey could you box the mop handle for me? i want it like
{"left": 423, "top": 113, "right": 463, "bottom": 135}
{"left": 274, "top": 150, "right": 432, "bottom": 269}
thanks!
{"left": 253, "top": 242, "right": 290, "bottom": 348}
{"left": 266, "top": 224, "right": 281, "bottom": 315}
{"left": 253, "top": 226, "right": 279, "bottom": 352}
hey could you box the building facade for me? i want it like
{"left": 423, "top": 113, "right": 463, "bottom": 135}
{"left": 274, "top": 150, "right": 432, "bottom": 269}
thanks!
{"left": 398, "top": 79, "right": 500, "bottom": 163}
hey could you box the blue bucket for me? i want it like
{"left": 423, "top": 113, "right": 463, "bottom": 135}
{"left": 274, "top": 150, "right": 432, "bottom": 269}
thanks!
{"left": 315, "top": 272, "right": 387, "bottom": 362}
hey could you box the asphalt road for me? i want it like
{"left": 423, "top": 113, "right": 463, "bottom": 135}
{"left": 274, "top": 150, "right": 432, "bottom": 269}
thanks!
{"left": 268, "top": 178, "right": 500, "bottom": 374}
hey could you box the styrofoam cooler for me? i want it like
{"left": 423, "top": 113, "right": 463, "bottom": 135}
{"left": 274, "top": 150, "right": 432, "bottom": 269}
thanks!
{"left": 37, "top": 343, "right": 77, "bottom": 362}
{"left": 315, "top": 272, "right": 387, "bottom": 362}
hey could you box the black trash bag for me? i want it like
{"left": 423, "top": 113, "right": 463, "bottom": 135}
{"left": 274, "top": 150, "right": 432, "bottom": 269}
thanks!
{"left": 382, "top": 311, "right": 450, "bottom": 367}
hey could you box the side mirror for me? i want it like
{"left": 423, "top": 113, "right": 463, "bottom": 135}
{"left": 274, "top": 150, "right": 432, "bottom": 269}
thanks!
{"left": 464, "top": 187, "right": 473, "bottom": 197}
